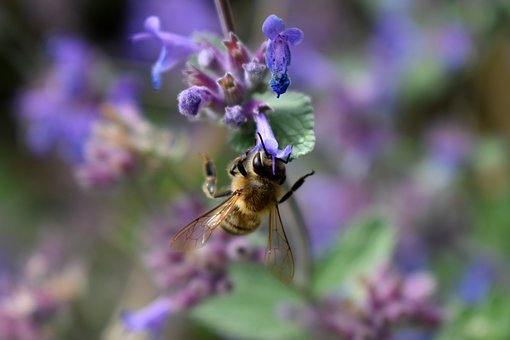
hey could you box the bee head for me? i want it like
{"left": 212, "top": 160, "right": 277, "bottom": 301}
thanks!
{"left": 252, "top": 133, "right": 287, "bottom": 183}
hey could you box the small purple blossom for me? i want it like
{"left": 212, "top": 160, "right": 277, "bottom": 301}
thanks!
{"left": 122, "top": 297, "right": 174, "bottom": 334}
{"left": 223, "top": 105, "right": 247, "bottom": 128}
{"left": 16, "top": 36, "right": 100, "bottom": 163}
{"left": 242, "top": 59, "right": 267, "bottom": 89}
{"left": 457, "top": 259, "right": 494, "bottom": 304}
{"left": 436, "top": 23, "right": 472, "bottom": 70}
{"left": 253, "top": 110, "right": 292, "bottom": 173}
{"left": 262, "top": 14, "right": 303, "bottom": 97}
{"left": 132, "top": 16, "right": 200, "bottom": 89}
{"left": 177, "top": 86, "right": 216, "bottom": 119}
{"left": 122, "top": 197, "right": 265, "bottom": 338}
{"left": 285, "top": 265, "right": 442, "bottom": 339}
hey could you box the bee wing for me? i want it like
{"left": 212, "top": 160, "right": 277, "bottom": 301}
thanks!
{"left": 171, "top": 191, "right": 242, "bottom": 251}
{"left": 265, "top": 204, "right": 295, "bottom": 283}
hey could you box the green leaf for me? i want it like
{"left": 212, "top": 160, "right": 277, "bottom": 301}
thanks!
{"left": 228, "top": 91, "right": 315, "bottom": 160}
{"left": 312, "top": 215, "right": 395, "bottom": 296}
{"left": 191, "top": 263, "right": 307, "bottom": 340}
{"left": 438, "top": 291, "right": 510, "bottom": 340}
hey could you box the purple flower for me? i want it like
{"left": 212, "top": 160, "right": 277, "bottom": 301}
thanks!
{"left": 436, "top": 23, "right": 472, "bottom": 70}
{"left": 223, "top": 105, "right": 247, "bottom": 128}
{"left": 262, "top": 14, "right": 304, "bottom": 97}
{"left": 132, "top": 16, "right": 200, "bottom": 89}
{"left": 177, "top": 86, "right": 217, "bottom": 119}
{"left": 253, "top": 110, "right": 292, "bottom": 173}
{"left": 122, "top": 297, "right": 174, "bottom": 335}
{"left": 457, "top": 259, "right": 494, "bottom": 304}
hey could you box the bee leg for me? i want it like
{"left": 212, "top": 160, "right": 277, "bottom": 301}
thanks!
{"left": 202, "top": 155, "right": 232, "bottom": 198}
{"left": 229, "top": 154, "right": 248, "bottom": 177}
{"left": 278, "top": 171, "right": 315, "bottom": 204}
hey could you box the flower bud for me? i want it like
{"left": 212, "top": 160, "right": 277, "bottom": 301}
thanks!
{"left": 243, "top": 60, "right": 267, "bottom": 89}
{"left": 217, "top": 73, "right": 243, "bottom": 105}
{"left": 177, "top": 86, "right": 214, "bottom": 119}
{"left": 223, "top": 105, "right": 247, "bottom": 128}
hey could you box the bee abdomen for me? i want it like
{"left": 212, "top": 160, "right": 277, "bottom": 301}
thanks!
{"left": 221, "top": 209, "right": 260, "bottom": 235}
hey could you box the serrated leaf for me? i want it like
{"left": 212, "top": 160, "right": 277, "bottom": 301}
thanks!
{"left": 228, "top": 91, "right": 315, "bottom": 160}
{"left": 312, "top": 215, "right": 395, "bottom": 296}
{"left": 191, "top": 263, "right": 306, "bottom": 340}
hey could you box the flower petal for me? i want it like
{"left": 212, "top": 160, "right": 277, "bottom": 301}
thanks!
{"left": 134, "top": 16, "right": 199, "bottom": 89}
{"left": 151, "top": 47, "right": 172, "bottom": 89}
{"left": 177, "top": 86, "right": 213, "bottom": 118}
{"left": 224, "top": 105, "right": 247, "bottom": 128}
{"left": 265, "top": 39, "right": 291, "bottom": 74}
{"left": 276, "top": 145, "right": 292, "bottom": 159}
{"left": 282, "top": 28, "right": 304, "bottom": 46}
{"left": 262, "top": 14, "right": 285, "bottom": 40}
{"left": 144, "top": 16, "right": 161, "bottom": 33}
{"left": 269, "top": 72, "right": 290, "bottom": 98}
{"left": 121, "top": 297, "right": 173, "bottom": 331}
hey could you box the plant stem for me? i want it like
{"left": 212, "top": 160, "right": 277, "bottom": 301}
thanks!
{"left": 214, "top": 0, "right": 236, "bottom": 36}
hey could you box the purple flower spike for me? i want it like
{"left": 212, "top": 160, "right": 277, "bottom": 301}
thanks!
{"left": 254, "top": 110, "right": 292, "bottom": 173}
{"left": 122, "top": 297, "right": 174, "bottom": 334}
{"left": 133, "top": 16, "right": 200, "bottom": 89}
{"left": 262, "top": 14, "right": 303, "bottom": 97}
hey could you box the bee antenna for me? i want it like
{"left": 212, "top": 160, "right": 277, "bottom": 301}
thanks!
{"left": 257, "top": 132, "right": 269, "bottom": 155}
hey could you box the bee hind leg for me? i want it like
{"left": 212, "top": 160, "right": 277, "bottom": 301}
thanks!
{"left": 202, "top": 155, "right": 232, "bottom": 198}
{"left": 278, "top": 171, "right": 315, "bottom": 204}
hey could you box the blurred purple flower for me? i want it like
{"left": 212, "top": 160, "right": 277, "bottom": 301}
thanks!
{"left": 177, "top": 86, "right": 217, "bottom": 119}
{"left": 436, "top": 23, "right": 472, "bottom": 70}
{"left": 369, "top": 4, "right": 419, "bottom": 102}
{"left": 17, "top": 36, "right": 101, "bottom": 163}
{"left": 127, "top": 0, "right": 219, "bottom": 38}
{"left": 297, "top": 176, "right": 370, "bottom": 255}
{"left": 285, "top": 265, "right": 442, "bottom": 338}
{"left": 262, "top": 14, "right": 303, "bottom": 97}
{"left": 132, "top": 16, "right": 200, "bottom": 89}
{"left": 223, "top": 105, "right": 247, "bottom": 128}
{"left": 0, "top": 235, "right": 86, "bottom": 340}
{"left": 457, "top": 258, "right": 494, "bottom": 304}
{"left": 122, "top": 297, "right": 173, "bottom": 334}
{"left": 122, "top": 196, "right": 265, "bottom": 338}
{"left": 425, "top": 123, "right": 472, "bottom": 171}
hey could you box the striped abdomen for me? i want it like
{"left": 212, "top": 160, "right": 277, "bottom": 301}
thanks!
{"left": 221, "top": 205, "right": 262, "bottom": 235}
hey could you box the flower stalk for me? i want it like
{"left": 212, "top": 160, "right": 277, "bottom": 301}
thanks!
{"left": 214, "top": 0, "right": 236, "bottom": 36}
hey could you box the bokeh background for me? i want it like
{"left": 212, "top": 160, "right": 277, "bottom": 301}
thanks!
{"left": 1, "top": 0, "right": 510, "bottom": 339}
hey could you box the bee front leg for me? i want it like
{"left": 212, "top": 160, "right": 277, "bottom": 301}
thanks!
{"left": 229, "top": 153, "right": 248, "bottom": 177}
{"left": 202, "top": 155, "right": 232, "bottom": 198}
{"left": 278, "top": 171, "right": 315, "bottom": 204}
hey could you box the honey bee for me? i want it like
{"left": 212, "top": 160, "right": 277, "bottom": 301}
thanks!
{"left": 171, "top": 134, "right": 314, "bottom": 283}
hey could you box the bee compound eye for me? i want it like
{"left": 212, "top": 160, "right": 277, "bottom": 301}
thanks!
{"left": 253, "top": 152, "right": 263, "bottom": 171}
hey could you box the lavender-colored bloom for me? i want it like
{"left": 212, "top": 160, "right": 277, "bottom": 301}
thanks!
{"left": 177, "top": 86, "right": 215, "bottom": 119}
{"left": 296, "top": 176, "right": 369, "bottom": 255}
{"left": 285, "top": 265, "right": 441, "bottom": 339}
{"left": 425, "top": 123, "right": 471, "bottom": 171}
{"left": 243, "top": 59, "right": 267, "bottom": 89}
{"left": 224, "top": 105, "right": 247, "bottom": 128}
{"left": 17, "top": 36, "right": 100, "bottom": 163}
{"left": 122, "top": 197, "right": 265, "bottom": 338}
{"left": 457, "top": 259, "right": 494, "bottom": 304}
{"left": 122, "top": 297, "right": 174, "bottom": 333}
{"left": 262, "top": 14, "right": 304, "bottom": 97}
{"left": 107, "top": 75, "right": 141, "bottom": 106}
{"left": 253, "top": 110, "right": 292, "bottom": 173}
{"left": 132, "top": 16, "right": 200, "bottom": 89}
{"left": 436, "top": 23, "right": 472, "bottom": 70}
